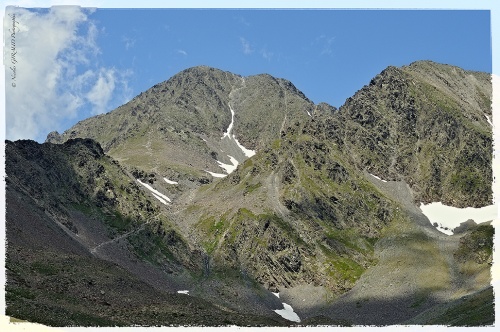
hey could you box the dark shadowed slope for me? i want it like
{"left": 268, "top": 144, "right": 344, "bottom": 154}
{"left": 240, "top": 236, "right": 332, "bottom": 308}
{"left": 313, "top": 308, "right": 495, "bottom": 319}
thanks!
{"left": 5, "top": 139, "right": 289, "bottom": 326}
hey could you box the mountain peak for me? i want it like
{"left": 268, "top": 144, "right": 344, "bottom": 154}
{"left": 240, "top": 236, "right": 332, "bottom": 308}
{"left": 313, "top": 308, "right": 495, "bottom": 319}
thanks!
{"left": 179, "top": 64, "right": 232, "bottom": 74}
{"left": 171, "top": 65, "right": 242, "bottom": 81}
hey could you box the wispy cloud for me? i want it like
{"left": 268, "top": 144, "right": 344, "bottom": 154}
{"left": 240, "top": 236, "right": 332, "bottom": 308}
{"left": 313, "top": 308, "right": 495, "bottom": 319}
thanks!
{"left": 240, "top": 37, "right": 275, "bottom": 61}
{"left": 314, "top": 34, "right": 336, "bottom": 56}
{"left": 240, "top": 37, "right": 253, "bottom": 55}
{"left": 4, "top": 6, "right": 132, "bottom": 141}
{"left": 122, "top": 36, "right": 136, "bottom": 50}
{"left": 234, "top": 15, "right": 250, "bottom": 27}
{"left": 176, "top": 49, "right": 188, "bottom": 56}
{"left": 86, "top": 68, "right": 116, "bottom": 115}
{"left": 260, "top": 48, "right": 274, "bottom": 61}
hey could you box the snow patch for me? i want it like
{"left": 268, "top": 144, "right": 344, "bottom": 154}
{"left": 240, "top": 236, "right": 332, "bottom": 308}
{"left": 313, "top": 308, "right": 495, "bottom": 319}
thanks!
{"left": 177, "top": 290, "right": 189, "bottom": 295}
{"left": 370, "top": 173, "right": 388, "bottom": 182}
{"left": 205, "top": 170, "right": 227, "bottom": 178}
{"left": 420, "top": 202, "right": 497, "bottom": 235}
{"left": 306, "top": 110, "right": 312, "bottom": 117}
{"left": 234, "top": 135, "right": 256, "bottom": 158}
{"left": 136, "top": 179, "right": 171, "bottom": 204}
{"left": 274, "top": 302, "right": 300, "bottom": 322}
{"left": 484, "top": 113, "right": 493, "bottom": 127}
{"left": 270, "top": 291, "right": 300, "bottom": 322}
{"left": 164, "top": 178, "right": 178, "bottom": 185}
{"left": 151, "top": 193, "right": 169, "bottom": 205}
{"left": 221, "top": 104, "right": 257, "bottom": 158}
{"left": 222, "top": 105, "right": 235, "bottom": 139}
{"left": 217, "top": 155, "right": 239, "bottom": 174}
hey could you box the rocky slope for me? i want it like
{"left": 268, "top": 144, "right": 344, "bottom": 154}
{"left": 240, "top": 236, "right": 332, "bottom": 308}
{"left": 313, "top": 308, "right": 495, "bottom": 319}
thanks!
{"left": 5, "top": 139, "right": 288, "bottom": 326}
{"left": 173, "top": 120, "right": 404, "bottom": 296}
{"left": 6, "top": 60, "right": 494, "bottom": 326}
{"left": 331, "top": 61, "right": 492, "bottom": 207}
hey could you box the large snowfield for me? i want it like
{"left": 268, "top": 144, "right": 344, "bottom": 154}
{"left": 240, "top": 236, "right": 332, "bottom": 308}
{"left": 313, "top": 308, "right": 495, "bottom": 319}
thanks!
{"left": 420, "top": 202, "right": 497, "bottom": 235}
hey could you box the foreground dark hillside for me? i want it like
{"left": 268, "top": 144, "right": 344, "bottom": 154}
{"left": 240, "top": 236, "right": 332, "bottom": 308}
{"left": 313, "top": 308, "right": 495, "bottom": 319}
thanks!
{"left": 6, "top": 60, "right": 494, "bottom": 326}
{"left": 5, "top": 139, "right": 288, "bottom": 326}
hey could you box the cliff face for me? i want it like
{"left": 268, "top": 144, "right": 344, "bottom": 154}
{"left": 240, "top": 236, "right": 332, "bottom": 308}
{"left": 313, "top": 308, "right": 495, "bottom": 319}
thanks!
{"left": 7, "top": 60, "right": 493, "bottom": 326}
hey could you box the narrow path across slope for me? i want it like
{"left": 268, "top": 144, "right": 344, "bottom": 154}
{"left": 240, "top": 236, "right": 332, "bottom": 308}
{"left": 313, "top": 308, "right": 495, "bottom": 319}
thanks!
{"left": 90, "top": 224, "right": 145, "bottom": 255}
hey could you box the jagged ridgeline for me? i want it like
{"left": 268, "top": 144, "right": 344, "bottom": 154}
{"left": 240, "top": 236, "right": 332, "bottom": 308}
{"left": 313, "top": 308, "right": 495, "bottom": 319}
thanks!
{"left": 6, "top": 61, "right": 493, "bottom": 326}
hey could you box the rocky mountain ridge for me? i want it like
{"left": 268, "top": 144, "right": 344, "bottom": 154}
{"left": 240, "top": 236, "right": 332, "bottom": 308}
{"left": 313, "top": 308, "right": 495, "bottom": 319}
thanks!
{"left": 334, "top": 61, "right": 492, "bottom": 207}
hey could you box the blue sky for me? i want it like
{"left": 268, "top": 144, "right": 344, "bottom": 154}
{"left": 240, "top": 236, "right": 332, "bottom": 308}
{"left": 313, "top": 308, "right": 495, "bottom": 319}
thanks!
{"left": 2, "top": 6, "right": 493, "bottom": 142}
{"left": 94, "top": 9, "right": 491, "bottom": 105}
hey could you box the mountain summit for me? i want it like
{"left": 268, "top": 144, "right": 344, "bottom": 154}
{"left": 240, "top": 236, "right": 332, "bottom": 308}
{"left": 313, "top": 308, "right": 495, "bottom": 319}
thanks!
{"left": 46, "top": 66, "right": 316, "bottom": 207}
{"left": 8, "top": 61, "right": 494, "bottom": 326}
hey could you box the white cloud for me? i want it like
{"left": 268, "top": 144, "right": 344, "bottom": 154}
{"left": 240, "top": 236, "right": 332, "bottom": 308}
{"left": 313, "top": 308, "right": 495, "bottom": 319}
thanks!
{"left": 4, "top": 6, "right": 130, "bottom": 142}
{"left": 86, "top": 67, "right": 133, "bottom": 115}
{"left": 240, "top": 37, "right": 253, "bottom": 55}
{"left": 177, "top": 49, "right": 188, "bottom": 56}
{"left": 87, "top": 68, "right": 116, "bottom": 115}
